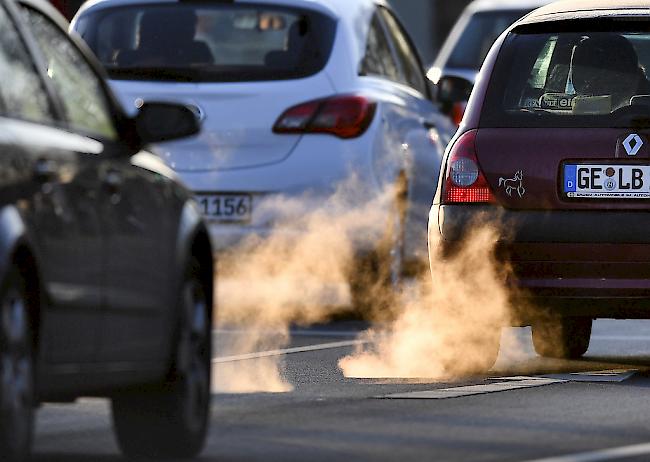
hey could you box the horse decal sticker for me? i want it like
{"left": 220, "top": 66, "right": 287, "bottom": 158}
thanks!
{"left": 498, "top": 170, "right": 526, "bottom": 198}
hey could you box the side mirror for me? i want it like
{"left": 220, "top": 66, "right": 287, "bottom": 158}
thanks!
{"left": 435, "top": 76, "right": 473, "bottom": 126}
{"left": 135, "top": 102, "right": 201, "bottom": 144}
{"left": 436, "top": 76, "right": 473, "bottom": 106}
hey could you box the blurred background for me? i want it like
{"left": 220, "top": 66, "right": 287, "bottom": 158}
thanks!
{"left": 390, "top": 0, "right": 471, "bottom": 64}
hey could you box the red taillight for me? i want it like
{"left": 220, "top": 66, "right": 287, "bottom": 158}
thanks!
{"left": 273, "top": 95, "right": 376, "bottom": 139}
{"left": 442, "top": 130, "right": 496, "bottom": 204}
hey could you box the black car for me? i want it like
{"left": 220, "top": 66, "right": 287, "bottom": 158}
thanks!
{"left": 0, "top": 0, "right": 214, "bottom": 460}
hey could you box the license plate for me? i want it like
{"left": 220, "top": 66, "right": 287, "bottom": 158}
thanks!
{"left": 195, "top": 193, "right": 252, "bottom": 222}
{"left": 564, "top": 164, "right": 650, "bottom": 199}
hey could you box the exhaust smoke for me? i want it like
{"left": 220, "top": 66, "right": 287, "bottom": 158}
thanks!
{"left": 213, "top": 177, "right": 518, "bottom": 392}
{"left": 339, "top": 226, "right": 515, "bottom": 379}
{"left": 214, "top": 180, "right": 391, "bottom": 393}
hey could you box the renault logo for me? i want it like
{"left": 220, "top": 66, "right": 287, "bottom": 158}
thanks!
{"left": 623, "top": 134, "right": 644, "bottom": 156}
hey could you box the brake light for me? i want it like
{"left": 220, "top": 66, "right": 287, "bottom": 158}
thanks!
{"left": 273, "top": 95, "right": 376, "bottom": 139}
{"left": 442, "top": 130, "right": 496, "bottom": 204}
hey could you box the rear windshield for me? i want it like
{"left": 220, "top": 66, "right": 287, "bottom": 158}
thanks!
{"left": 447, "top": 9, "right": 531, "bottom": 69}
{"left": 482, "top": 20, "right": 650, "bottom": 128}
{"left": 75, "top": 3, "right": 336, "bottom": 82}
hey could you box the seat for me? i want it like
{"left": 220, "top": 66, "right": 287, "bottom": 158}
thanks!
{"left": 570, "top": 34, "right": 648, "bottom": 110}
{"left": 264, "top": 20, "right": 307, "bottom": 68}
{"left": 118, "top": 9, "right": 212, "bottom": 67}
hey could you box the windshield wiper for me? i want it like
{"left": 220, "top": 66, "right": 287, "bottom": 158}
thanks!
{"left": 610, "top": 103, "right": 650, "bottom": 127}
{"left": 627, "top": 116, "right": 650, "bottom": 128}
{"left": 519, "top": 107, "right": 553, "bottom": 115}
{"left": 107, "top": 67, "right": 203, "bottom": 82}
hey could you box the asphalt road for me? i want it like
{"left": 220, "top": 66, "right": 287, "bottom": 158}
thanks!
{"left": 31, "top": 319, "right": 650, "bottom": 462}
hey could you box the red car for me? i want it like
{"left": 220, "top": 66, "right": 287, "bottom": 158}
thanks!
{"left": 430, "top": 0, "right": 650, "bottom": 370}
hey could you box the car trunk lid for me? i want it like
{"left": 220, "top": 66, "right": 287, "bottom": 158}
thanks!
{"left": 110, "top": 78, "right": 334, "bottom": 171}
{"left": 475, "top": 128, "right": 650, "bottom": 210}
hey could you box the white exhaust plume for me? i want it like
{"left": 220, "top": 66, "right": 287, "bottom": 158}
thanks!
{"left": 214, "top": 178, "right": 391, "bottom": 392}
{"left": 339, "top": 226, "right": 515, "bottom": 379}
{"left": 213, "top": 177, "right": 520, "bottom": 391}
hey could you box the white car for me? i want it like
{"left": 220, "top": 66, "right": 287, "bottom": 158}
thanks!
{"left": 71, "top": 0, "right": 454, "bottom": 304}
{"left": 428, "top": 0, "right": 553, "bottom": 124}
{"left": 429, "top": 0, "right": 553, "bottom": 85}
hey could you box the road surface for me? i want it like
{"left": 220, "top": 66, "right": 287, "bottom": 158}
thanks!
{"left": 31, "top": 319, "right": 650, "bottom": 462}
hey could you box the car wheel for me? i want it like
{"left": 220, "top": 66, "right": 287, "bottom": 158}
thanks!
{"left": 0, "top": 268, "right": 34, "bottom": 462}
{"left": 112, "top": 257, "right": 211, "bottom": 459}
{"left": 349, "top": 181, "right": 406, "bottom": 318}
{"left": 531, "top": 317, "right": 592, "bottom": 359}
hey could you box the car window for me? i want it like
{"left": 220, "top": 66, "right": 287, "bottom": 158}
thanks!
{"left": 75, "top": 4, "right": 336, "bottom": 82}
{"left": 482, "top": 21, "right": 650, "bottom": 128}
{"left": 378, "top": 7, "right": 427, "bottom": 95}
{"left": 21, "top": 7, "right": 117, "bottom": 139}
{"left": 0, "top": 4, "right": 53, "bottom": 123}
{"left": 360, "top": 12, "right": 400, "bottom": 83}
{"left": 528, "top": 36, "right": 557, "bottom": 90}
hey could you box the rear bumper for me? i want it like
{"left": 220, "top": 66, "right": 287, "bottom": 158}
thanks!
{"left": 434, "top": 205, "right": 650, "bottom": 244}
{"left": 173, "top": 131, "right": 390, "bottom": 254}
{"left": 430, "top": 204, "right": 650, "bottom": 320}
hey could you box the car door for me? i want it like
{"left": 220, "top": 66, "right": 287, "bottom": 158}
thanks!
{"left": 95, "top": 150, "right": 176, "bottom": 363}
{"left": 1, "top": 0, "right": 106, "bottom": 365}
{"left": 20, "top": 3, "right": 176, "bottom": 364}
{"left": 362, "top": 7, "right": 454, "bottom": 263}
{"left": 378, "top": 5, "right": 455, "bottom": 150}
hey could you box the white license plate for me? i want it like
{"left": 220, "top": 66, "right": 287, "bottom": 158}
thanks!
{"left": 564, "top": 164, "right": 650, "bottom": 198}
{"left": 195, "top": 194, "right": 252, "bottom": 222}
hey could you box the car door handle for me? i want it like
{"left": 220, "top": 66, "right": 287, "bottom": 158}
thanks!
{"left": 33, "top": 158, "right": 57, "bottom": 182}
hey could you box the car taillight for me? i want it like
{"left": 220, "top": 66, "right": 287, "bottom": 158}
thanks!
{"left": 442, "top": 130, "right": 496, "bottom": 204}
{"left": 273, "top": 95, "right": 376, "bottom": 139}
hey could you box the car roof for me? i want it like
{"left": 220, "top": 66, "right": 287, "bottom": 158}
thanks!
{"left": 465, "top": 0, "right": 552, "bottom": 14}
{"left": 519, "top": 0, "right": 650, "bottom": 24}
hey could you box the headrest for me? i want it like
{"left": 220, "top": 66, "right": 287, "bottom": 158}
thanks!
{"left": 571, "top": 34, "right": 639, "bottom": 94}
{"left": 140, "top": 9, "right": 198, "bottom": 44}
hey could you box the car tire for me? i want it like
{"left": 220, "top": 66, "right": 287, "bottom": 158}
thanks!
{"left": 349, "top": 181, "right": 406, "bottom": 319}
{"left": 531, "top": 317, "right": 592, "bottom": 359}
{"left": 112, "top": 257, "right": 211, "bottom": 459}
{"left": 0, "top": 267, "right": 34, "bottom": 462}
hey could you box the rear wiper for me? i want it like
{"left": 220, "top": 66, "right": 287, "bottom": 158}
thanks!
{"left": 628, "top": 116, "right": 650, "bottom": 128}
{"left": 612, "top": 112, "right": 650, "bottom": 128}
{"left": 519, "top": 107, "right": 553, "bottom": 115}
{"left": 611, "top": 103, "right": 650, "bottom": 127}
{"left": 107, "top": 67, "right": 203, "bottom": 82}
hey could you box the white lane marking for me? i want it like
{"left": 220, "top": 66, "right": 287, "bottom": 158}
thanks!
{"left": 286, "top": 329, "right": 363, "bottom": 338}
{"left": 213, "top": 340, "right": 367, "bottom": 363}
{"left": 542, "top": 370, "right": 638, "bottom": 383}
{"left": 381, "top": 369, "right": 638, "bottom": 400}
{"left": 382, "top": 377, "right": 566, "bottom": 400}
{"left": 592, "top": 335, "right": 650, "bottom": 341}
{"left": 521, "top": 442, "right": 650, "bottom": 462}
{"left": 213, "top": 328, "right": 362, "bottom": 338}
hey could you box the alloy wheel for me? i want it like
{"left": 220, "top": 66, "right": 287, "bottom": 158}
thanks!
{"left": 177, "top": 275, "right": 210, "bottom": 434}
{"left": 0, "top": 271, "right": 34, "bottom": 461}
